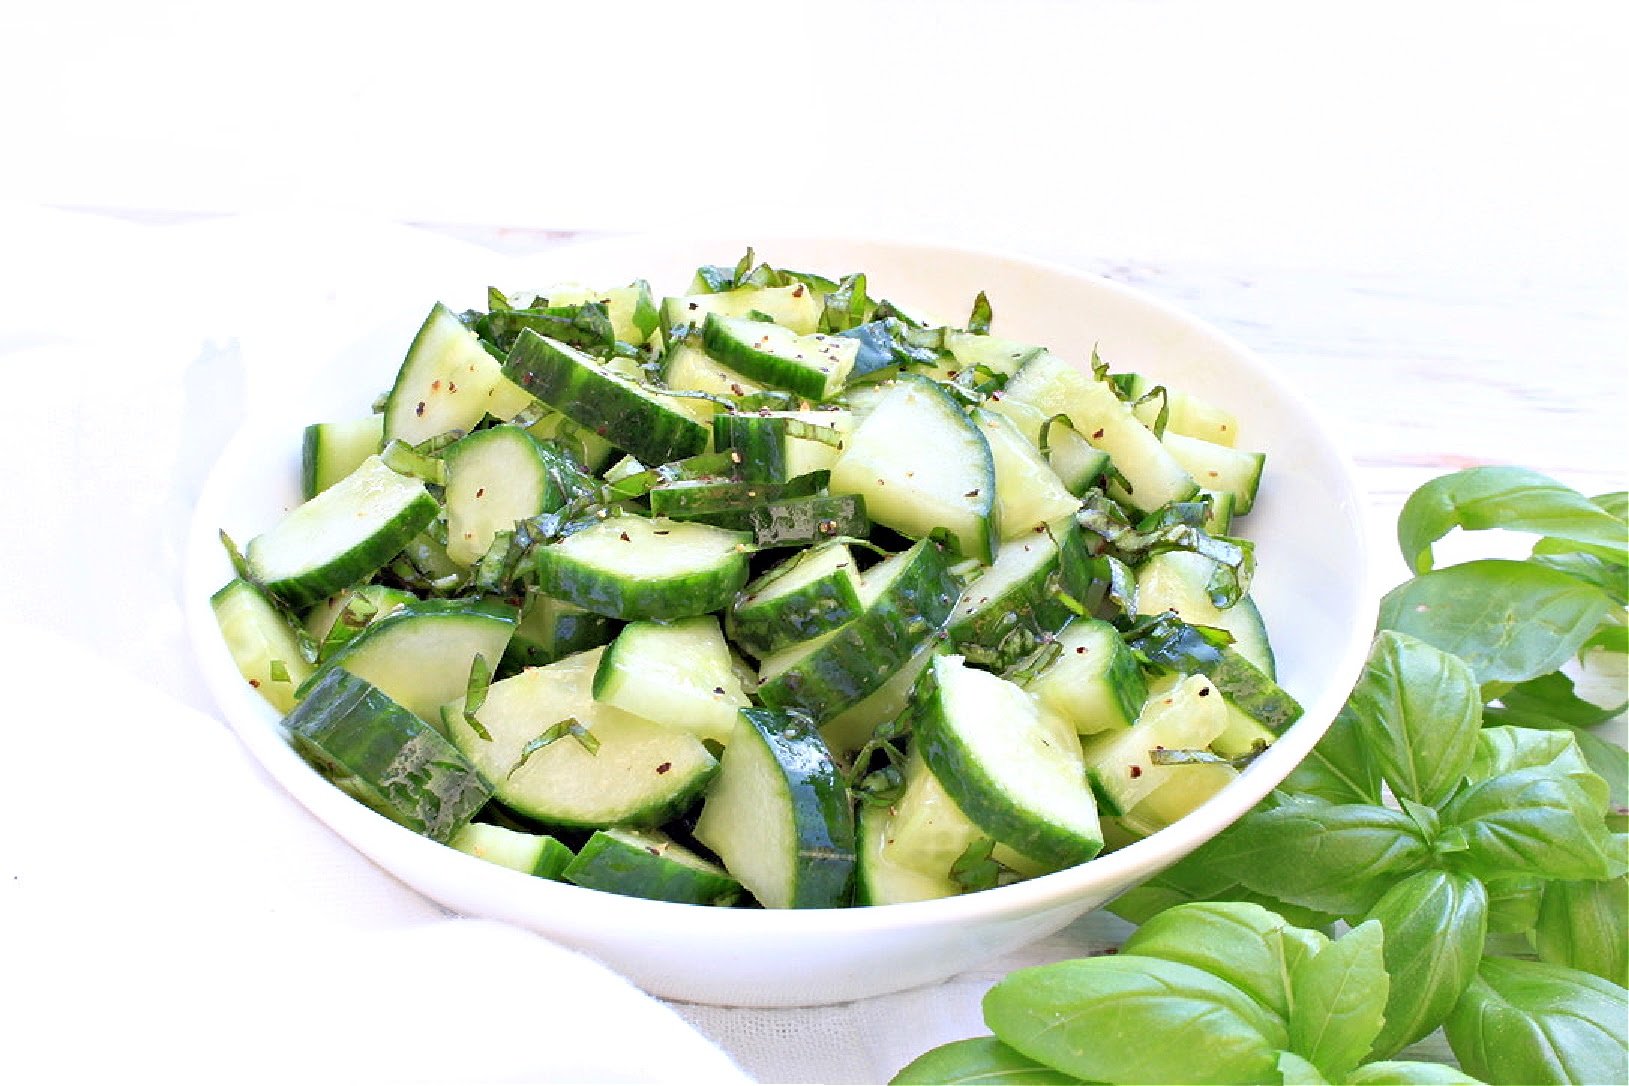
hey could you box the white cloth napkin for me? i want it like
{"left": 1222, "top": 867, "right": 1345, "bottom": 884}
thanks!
{"left": 0, "top": 204, "right": 1132, "bottom": 1085}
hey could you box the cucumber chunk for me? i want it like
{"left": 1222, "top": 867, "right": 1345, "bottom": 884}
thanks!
{"left": 914, "top": 655, "right": 1102, "bottom": 869}
{"left": 534, "top": 514, "right": 752, "bottom": 622}
{"left": 309, "top": 596, "right": 519, "bottom": 726}
{"left": 946, "top": 522, "right": 1100, "bottom": 670}
{"left": 693, "top": 708, "right": 856, "bottom": 909}
{"left": 449, "top": 822, "right": 573, "bottom": 879}
{"left": 1162, "top": 431, "right": 1266, "bottom": 515}
{"left": 1135, "top": 549, "right": 1275, "bottom": 675}
{"left": 701, "top": 313, "right": 858, "bottom": 401}
{"left": 301, "top": 415, "right": 383, "bottom": 499}
{"left": 384, "top": 302, "right": 529, "bottom": 447}
{"left": 245, "top": 454, "right": 439, "bottom": 609}
{"left": 211, "top": 578, "right": 315, "bottom": 714}
{"left": 972, "top": 406, "right": 1081, "bottom": 539}
{"left": 1083, "top": 673, "right": 1229, "bottom": 815}
{"left": 661, "top": 284, "right": 822, "bottom": 337}
{"left": 446, "top": 646, "right": 718, "bottom": 828}
{"left": 500, "top": 589, "right": 616, "bottom": 674}
{"left": 442, "top": 424, "right": 566, "bottom": 567}
{"left": 855, "top": 797, "right": 962, "bottom": 907}
{"left": 1024, "top": 618, "right": 1146, "bottom": 735}
{"left": 592, "top": 616, "right": 750, "bottom": 747}
{"left": 286, "top": 669, "right": 492, "bottom": 844}
{"left": 829, "top": 374, "right": 998, "bottom": 564}
{"left": 563, "top": 828, "right": 741, "bottom": 906}
{"left": 727, "top": 541, "right": 864, "bottom": 659}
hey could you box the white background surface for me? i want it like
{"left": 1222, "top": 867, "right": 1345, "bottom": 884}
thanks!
{"left": 2, "top": 2, "right": 1625, "bottom": 1083}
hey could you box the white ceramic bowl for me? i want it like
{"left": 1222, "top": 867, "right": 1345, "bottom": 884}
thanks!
{"left": 185, "top": 235, "right": 1376, "bottom": 1007}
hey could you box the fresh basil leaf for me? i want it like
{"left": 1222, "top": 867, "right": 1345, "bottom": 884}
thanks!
{"left": 1581, "top": 621, "right": 1628, "bottom": 655}
{"left": 1121, "top": 900, "right": 1325, "bottom": 1023}
{"left": 1444, "top": 956, "right": 1628, "bottom": 1086}
{"left": 1396, "top": 467, "right": 1628, "bottom": 574}
{"left": 1202, "top": 801, "right": 1432, "bottom": 917}
{"left": 1534, "top": 875, "right": 1629, "bottom": 987}
{"left": 1378, "top": 560, "right": 1618, "bottom": 686}
{"left": 1571, "top": 729, "right": 1629, "bottom": 822}
{"left": 1344, "top": 631, "right": 1482, "bottom": 806}
{"left": 1276, "top": 1050, "right": 1332, "bottom": 1084}
{"left": 1525, "top": 551, "right": 1629, "bottom": 607}
{"left": 983, "top": 955, "right": 1288, "bottom": 1085}
{"left": 1287, "top": 919, "right": 1388, "bottom": 1081}
{"left": 1440, "top": 767, "right": 1619, "bottom": 883}
{"left": 1361, "top": 869, "right": 1489, "bottom": 1060}
{"left": 1280, "top": 702, "right": 1384, "bottom": 805}
{"left": 1483, "top": 874, "right": 1545, "bottom": 934}
{"left": 889, "top": 1036, "right": 1081, "bottom": 1085}
{"left": 1468, "top": 726, "right": 1613, "bottom": 812}
{"left": 1345, "top": 1060, "right": 1485, "bottom": 1084}
{"left": 1484, "top": 670, "right": 1628, "bottom": 730}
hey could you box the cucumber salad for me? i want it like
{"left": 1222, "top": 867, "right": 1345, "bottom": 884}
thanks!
{"left": 211, "top": 249, "right": 1299, "bottom": 910}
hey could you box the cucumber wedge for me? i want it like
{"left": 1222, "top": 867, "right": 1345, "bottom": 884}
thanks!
{"left": 1082, "top": 673, "right": 1230, "bottom": 815}
{"left": 563, "top": 828, "right": 741, "bottom": 906}
{"left": 449, "top": 822, "right": 573, "bottom": 879}
{"left": 711, "top": 410, "right": 851, "bottom": 484}
{"left": 442, "top": 424, "right": 565, "bottom": 567}
{"left": 1135, "top": 549, "right": 1275, "bottom": 675}
{"left": 499, "top": 590, "right": 616, "bottom": 674}
{"left": 502, "top": 330, "right": 710, "bottom": 465}
{"left": 534, "top": 514, "right": 752, "bottom": 622}
{"left": 701, "top": 313, "right": 858, "bottom": 401}
{"left": 661, "top": 283, "right": 822, "bottom": 337}
{"left": 829, "top": 374, "right": 998, "bottom": 563}
{"left": 384, "top": 302, "right": 530, "bottom": 446}
{"left": 726, "top": 541, "right": 864, "bottom": 659}
{"left": 301, "top": 415, "right": 383, "bottom": 499}
{"left": 1162, "top": 431, "right": 1266, "bottom": 515}
{"left": 946, "top": 522, "right": 1101, "bottom": 670}
{"left": 309, "top": 596, "right": 519, "bottom": 725}
{"left": 285, "top": 669, "right": 492, "bottom": 843}
{"left": 592, "top": 615, "right": 750, "bottom": 746}
{"left": 855, "top": 797, "right": 962, "bottom": 906}
{"left": 1004, "top": 352, "right": 1198, "bottom": 513}
{"left": 245, "top": 454, "right": 439, "bottom": 609}
{"left": 446, "top": 646, "right": 719, "bottom": 828}
{"left": 693, "top": 708, "right": 856, "bottom": 909}
{"left": 756, "top": 539, "right": 959, "bottom": 721}
{"left": 914, "top": 655, "right": 1102, "bottom": 869}
{"left": 1122, "top": 373, "right": 1241, "bottom": 447}
{"left": 1024, "top": 617, "right": 1146, "bottom": 735}
{"left": 303, "top": 583, "right": 416, "bottom": 662}
{"left": 211, "top": 578, "right": 315, "bottom": 714}
{"left": 972, "top": 407, "right": 1081, "bottom": 539}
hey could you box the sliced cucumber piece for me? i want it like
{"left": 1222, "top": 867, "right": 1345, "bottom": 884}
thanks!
{"left": 881, "top": 750, "right": 1052, "bottom": 887}
{"left": 303, "top": 583, "right": 415, "bottom": 662}
{"left": 1162, "top": 431, "right": 1265, "bottom": 514}
{"left": 819, "top": 645, "right": 934, "bottom": 757}
{"left": 442, "top": 424, "right": 564, "bottom": 567}
{"left": 1122, "top": 373, "right": 1241, "bottom": 447}
{"left": 985, "top": 397, "right": 1112, "bottom": 498}
{"left": 1004, "top": 352, "right": 1198, "bottom": 513}
{"left": 310, "top": 596, "right": 518, "bottom": 726}
{"left": 661, "top": 283, "right": 822, "bottom": 338}
{"left": 972, "top": 407, "right": 1081, "bottom": 539}
{"left": 727, "top": 541, "right": 863, "bottom": 659}
{"left": 693, "top": 708, "right": 856, "bottom": 909}
{"left": 855, "top": 796, "right": 962, "bottom": 906}
{"left": 384, "top": 302, "right": 529, "bottom": 446}
{"left": 913, "top": 655, "right": 1101, "bottom": 869}
{"left": 756, "top": 539, "right": 959, "bottom": 721}
{"left": 592, "top": 615, "right": 750, "bottom": 746}
{"left": 943, "top": 330, "right": 1045, "bottom": 378}
{"left": 711, "top": 410, "right": 851, "bottom": 484}
{"left": 1082, "top": 673, "right": 1229, "bottom": 815}
{"left": 1024, "top": 617, "right": 1146, "bottom": 735}
{"left": 499, "top": 589, "right": 616, "bottom": 674}
{"left": 211, "top": 578, "right": 315, "bottom": 714}
{"left": 521, "top": 405, "right": 616, "bottom": 473}
{"left": 829, "top": 374, "right": 997, "bottom": 563}
{"left": 245, "top": 454, "right": 439, "bottom": 609}
{"left": 286, "top": 669, "right": 492, "bottom": 843}
{"left": 449, "top": 822, "right": 573, "bottom": 879}
{"left": 533, "top": 514, "right": 751, "bottom": 622}
{"left": 301, "top": 415, "right": 383, "bottom": 499}
{"left": 563, "top": 828, "right": 741, "bottom": 906}
{"left": 1203, "top": 488, "right": 1238, "bottom": 535}
{"left": 701, "top": 313, "right": 858, "bottom": 401}
{"left": 1119, "top": 761, "right": 1240, "bottom": 837}
{"left": 503, "top": 330, "right": 710, "bottom": 465}
{"left": 446, "top": 646, "right": 718, "bottom": 828}
{"left": 659, "top": 340, "right": 766, "bottom": 409}
{"left": 1135, "top": 549, "right": 1275, "bottom": 675}
{"left": 946, "top": 522, "right": 1099, "bottom": 670}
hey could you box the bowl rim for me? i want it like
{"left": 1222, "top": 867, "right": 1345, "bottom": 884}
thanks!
{"left": 184, "top": 230, "right": 1379, "bottom": 938}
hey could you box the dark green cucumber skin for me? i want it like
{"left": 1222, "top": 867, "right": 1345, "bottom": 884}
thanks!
{"left": 254, "top": 487, "right": 440, "bottom": 611}
{"left": 532, "top": 521, "right": 752, "bottom": 622}
{"left": 284, "top": 669, "right": 493, "bottom": 843}
{"left": 727, "top": 544, "right": 864, "bottom": 659}
{"left": 912, "top": 663, "right": 1103, "bottom": 869}
{"left": 653, "top": 492, "right": 868, "bottom": 545}
{"left": 1206, "top": 648, "right": 1303, "bottom": 730}
{"left": 739, "top": 708, "right": 857, "bottom": 909}
{"left": 700, "top": 313, "right": 837, "bottom": 401}
{"left": 758, "top": 540, "right": 959, "bottom": 720}
{"left": 499, "top": 596, "right": 617, "bottom": 676}
{"left": 562, "top": 832, "right": 741, "bottom": 906}
{"left": 711, "top": 415, "right": 802, "bottom": 483}
{"left": 502, "top": 329, "right": 708, "bottom": 465}
{"left": 299, "top": 596, "right": 521, "bottom": 699}
{"left": 647, "top": 473, "right": 827, "bottom": 519}
{"left": 948, "top": 522, "right": 1104, "bottom": 670}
